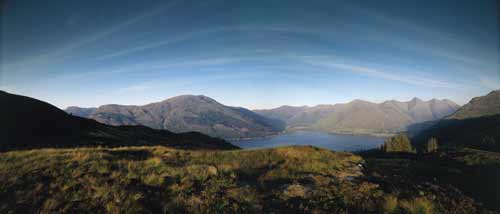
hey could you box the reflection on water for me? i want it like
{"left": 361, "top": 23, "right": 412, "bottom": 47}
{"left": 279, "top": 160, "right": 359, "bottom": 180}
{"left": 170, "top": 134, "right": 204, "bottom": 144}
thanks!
{"left": 232, "top": 131, "right": 386, "bottom": 152}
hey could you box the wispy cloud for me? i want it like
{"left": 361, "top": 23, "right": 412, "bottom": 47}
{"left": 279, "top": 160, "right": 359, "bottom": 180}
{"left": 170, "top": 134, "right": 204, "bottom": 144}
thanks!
{"left": 58, "top": 56, "right": 242, "bottom": 81}
{"left": 2, "top": 1, "right": 180, "bottom": 71}
{"left": 115, "top": 71, "right": 263, "bottom": 95}
{"left": 95, "top": 25, "right": 319, "bottom": 60}
{"left": 344, "top": 4, "right": 490, "bottom": 67}
{"left": 301, "top": 57, "right": 460, "bottom": 89}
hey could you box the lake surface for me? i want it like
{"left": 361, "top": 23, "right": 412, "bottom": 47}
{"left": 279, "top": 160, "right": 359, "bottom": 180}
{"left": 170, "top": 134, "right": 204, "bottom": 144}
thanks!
{"left": 232, "top": 131, "right": 386, "bottom": 152}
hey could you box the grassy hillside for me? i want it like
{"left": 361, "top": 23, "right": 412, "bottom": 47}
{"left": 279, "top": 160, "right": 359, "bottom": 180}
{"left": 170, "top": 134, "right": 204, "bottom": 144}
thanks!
{"left": 0, "top": 146, "right": 491, "bottom": 213}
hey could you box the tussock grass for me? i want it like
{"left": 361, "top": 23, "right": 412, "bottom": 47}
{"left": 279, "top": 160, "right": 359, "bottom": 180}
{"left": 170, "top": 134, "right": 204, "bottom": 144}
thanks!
{"left": 0, "top": 146, "right": 491, "bottom": 213}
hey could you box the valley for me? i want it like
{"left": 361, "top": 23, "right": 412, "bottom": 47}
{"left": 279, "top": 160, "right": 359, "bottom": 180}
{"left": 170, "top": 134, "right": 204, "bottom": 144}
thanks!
{"left": 1, "top": 90, "right": 500, "bottom": 213}
{"left": 2, "top": 1, "right": 497, "bottom": 213}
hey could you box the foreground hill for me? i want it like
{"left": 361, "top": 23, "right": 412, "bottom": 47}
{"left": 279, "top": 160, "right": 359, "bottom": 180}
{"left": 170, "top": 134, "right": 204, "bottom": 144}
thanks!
{"left": 256, "top": 98, "right": 459, "bottom": 135}
{"left": 0, "top": 146, "right": 490, "bottom": 213}
{"left": 66, "top": 95, "right": 285, "bottom": 139}
{"left": 0, "top": 91, "right": 237, "bottom": 151}
{"left": 414, "top": 90, "right": 500, "bottom": 151}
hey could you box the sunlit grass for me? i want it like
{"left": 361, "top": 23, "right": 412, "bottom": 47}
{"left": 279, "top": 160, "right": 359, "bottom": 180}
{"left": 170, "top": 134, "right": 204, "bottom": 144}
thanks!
{"left": 0, "top": 145, "right": 491, "bottom": 213}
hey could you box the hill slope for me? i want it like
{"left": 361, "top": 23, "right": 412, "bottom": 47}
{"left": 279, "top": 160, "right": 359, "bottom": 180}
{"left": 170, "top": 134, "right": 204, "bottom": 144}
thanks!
{"left": 414, "top": 90, "right": 500, "bottom": 151}
{"left": 66, "top": 95, "right": 285, "bottom": 139}
{"left": 0, "top": 91, "right": 237, "bottom": 151}
{"left": 447, "top": 90, "right": 500, "bottom": 120}
{"left": 256, "top": 98, "right": 459, "bottom": 135}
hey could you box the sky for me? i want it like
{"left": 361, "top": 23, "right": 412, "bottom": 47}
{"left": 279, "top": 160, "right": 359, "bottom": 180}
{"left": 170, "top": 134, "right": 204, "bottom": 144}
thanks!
{"left": 1, "top": 0, "right": 499, "bottom": 109}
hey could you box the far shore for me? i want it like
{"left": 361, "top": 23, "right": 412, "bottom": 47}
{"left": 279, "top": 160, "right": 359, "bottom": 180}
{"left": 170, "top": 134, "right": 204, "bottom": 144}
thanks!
{"left": 230, "top": 128, "right": 394, "bottom": 142}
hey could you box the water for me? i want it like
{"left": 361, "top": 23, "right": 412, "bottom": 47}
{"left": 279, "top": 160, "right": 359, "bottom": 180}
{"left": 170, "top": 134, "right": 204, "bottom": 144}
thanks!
{"left": 232, "top": 131, "right": 386, "bottom": 152}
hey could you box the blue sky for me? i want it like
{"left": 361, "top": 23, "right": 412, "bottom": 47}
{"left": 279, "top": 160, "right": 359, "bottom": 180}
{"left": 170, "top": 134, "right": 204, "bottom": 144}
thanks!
{"left": 1, "top": 0, "right": 499, "bottom": 109}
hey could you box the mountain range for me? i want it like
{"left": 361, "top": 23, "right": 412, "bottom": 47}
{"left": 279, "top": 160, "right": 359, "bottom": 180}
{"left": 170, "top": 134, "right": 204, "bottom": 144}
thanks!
{"left": 67, "top": 96, "right": 459, "bottom": 138}
{"left": 0, "top": 91, "right": 237, "bottom": 151}
{"left": 66, "top": 95, "right": 285, "bottom": 139}
{"left": 256, "top": 98, "right": 460, "bottom": 136}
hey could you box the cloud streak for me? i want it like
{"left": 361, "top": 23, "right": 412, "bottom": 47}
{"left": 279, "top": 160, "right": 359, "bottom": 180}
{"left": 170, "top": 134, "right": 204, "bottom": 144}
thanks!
{"left": 2, "top": 1, "right": 180, "bottom": 71}
{"left": 301, "top": 57, "right": 460, "bottom": 89}
{"left": 344, "top": 3, "right": 491, "bottom": 67}
{"left": 95, "top": 25, "right": 322, "bottom": 60}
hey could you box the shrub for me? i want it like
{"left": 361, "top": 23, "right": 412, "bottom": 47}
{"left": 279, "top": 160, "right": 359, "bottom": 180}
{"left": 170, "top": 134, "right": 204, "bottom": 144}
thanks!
{"left": 381, "top": 195, "right": 399, "bottom": 214}
{"left": 400, "top": 197, "right": 434, "bottom": 214}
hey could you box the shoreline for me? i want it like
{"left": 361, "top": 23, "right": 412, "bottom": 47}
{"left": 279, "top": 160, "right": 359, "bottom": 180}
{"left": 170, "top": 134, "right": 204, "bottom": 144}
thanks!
{"left": 230, "top": 129, "right": 394, "bottom": 143}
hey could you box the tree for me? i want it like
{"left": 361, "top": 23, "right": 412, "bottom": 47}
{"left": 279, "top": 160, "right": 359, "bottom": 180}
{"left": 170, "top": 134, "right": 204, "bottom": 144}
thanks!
{"left": 381, "top": 134, "right": 415, "bottom": 153}
{"left": 424, "top": 137, "right": 438, "bottom": 153}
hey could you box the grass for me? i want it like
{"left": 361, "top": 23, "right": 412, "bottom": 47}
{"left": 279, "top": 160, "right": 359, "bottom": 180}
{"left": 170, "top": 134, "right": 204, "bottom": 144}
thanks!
{"left": 361, "top": 147, "right": 500, "bottom": 214}
{"left": 0, "top": 145, "right": 495, "bottom": 213}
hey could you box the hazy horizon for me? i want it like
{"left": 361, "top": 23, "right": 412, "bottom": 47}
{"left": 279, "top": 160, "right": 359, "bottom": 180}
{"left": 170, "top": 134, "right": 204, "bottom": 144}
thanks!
{"left": 1, "top": 0, "right": 499, "bottom": 109}
{"left": 57, "top": 92, "right": 462, "bottom": 111}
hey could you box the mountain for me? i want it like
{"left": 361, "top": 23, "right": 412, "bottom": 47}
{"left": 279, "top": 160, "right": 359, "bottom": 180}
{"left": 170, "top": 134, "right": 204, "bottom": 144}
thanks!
{"left": 66, "top": 95, "right": 285, "bottom": 139}
{"left": 66, "top": 106, "right": 97, "bottom": 117}
{"left": 447, "top": 90, "right": 500, "bottom": 120}
{"left": 0, "top": 91, "right": 238, "bottom": 151}
{"left": 414, "top": 90, "right": 500, "bottom": 151}
{"left": 255, "top": 105, "right": 334, "bottom": 129}
{"left": 255, "top": 98, "right": 460, "bottom": 135}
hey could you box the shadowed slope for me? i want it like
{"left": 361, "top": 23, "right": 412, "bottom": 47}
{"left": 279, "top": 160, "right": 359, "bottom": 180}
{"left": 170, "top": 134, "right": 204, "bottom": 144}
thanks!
{"left": 0, "top": 91, "right": 238, "bottom": 151}
{"left": 413, "top": 90, "right": 500, "bottom": 151}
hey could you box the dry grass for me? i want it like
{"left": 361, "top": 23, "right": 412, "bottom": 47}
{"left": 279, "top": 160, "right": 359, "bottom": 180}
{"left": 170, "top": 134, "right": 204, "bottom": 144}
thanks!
{"left": 0, "top": 145, "right": 492, "bottom": 213}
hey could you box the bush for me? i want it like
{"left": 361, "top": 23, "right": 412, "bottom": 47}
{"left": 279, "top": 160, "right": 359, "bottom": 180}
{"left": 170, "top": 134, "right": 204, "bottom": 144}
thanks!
{"left": 381, "top": 134, "right": 415, "bottom": 153}
{"left": 399, "top": 197, "right": 434, "bottom": 214}
{"left": 381, "top": 195, "right": 399, "bottom": 214}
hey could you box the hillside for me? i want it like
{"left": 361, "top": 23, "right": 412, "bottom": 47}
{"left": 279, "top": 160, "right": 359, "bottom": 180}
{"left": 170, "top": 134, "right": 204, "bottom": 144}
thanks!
{"left": 256, "top": 98, "right": 459, "bottom": 135}
{"left": 65, "top": 106, "right": 97, "bottom": 118}
{"left": 414, "top": 90, "right": 500, "bottom": 151}
{"left": 0, "top": 146, "right": 490, "bottom": 213}
{"left": 66, "top": 95, "right": 285, "bottom": 139}
{"left": 0, "top": 91, "right": 237, "bottom": 151}
{"left": 447, "top": 90, "right": 500, "bottom": 120}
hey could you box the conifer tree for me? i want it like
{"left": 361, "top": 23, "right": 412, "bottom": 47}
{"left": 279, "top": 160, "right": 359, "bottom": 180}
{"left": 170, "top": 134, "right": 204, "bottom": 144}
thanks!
{"left": 425, "top": 137, "right": 438, "bottom": 153}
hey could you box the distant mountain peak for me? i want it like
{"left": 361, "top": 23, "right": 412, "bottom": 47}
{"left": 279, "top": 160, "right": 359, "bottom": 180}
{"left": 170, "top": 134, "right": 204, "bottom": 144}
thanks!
{"left": 349, "top": 99, "right": 374, "bottom": 105}
{"left": 410, "top": 97, "right": 423, "bottom": 103}
{"left": 65, "top": 94, "right": 284, "bottom": 139}
{"left": 165, "top": 94, "right": 219, "bottom": 104}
